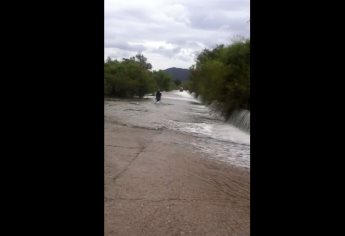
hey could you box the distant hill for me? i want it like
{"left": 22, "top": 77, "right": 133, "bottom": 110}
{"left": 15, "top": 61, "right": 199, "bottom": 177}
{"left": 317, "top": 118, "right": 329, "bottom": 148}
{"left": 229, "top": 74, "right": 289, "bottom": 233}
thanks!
{"left": 162, "top": 67, "right": 190, "bottom": 81}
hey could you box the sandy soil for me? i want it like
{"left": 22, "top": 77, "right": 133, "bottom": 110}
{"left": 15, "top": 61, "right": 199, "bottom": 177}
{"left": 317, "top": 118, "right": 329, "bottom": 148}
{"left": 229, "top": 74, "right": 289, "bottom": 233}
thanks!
{"left": 105, "top": 122, "right": 250, "bottom": 236}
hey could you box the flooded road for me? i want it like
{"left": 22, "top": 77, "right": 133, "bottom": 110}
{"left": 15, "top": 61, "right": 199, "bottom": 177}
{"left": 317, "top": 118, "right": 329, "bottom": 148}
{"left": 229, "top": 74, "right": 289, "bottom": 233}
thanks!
{"left": 105, "top": 90, "right": 250, "bottom": 168}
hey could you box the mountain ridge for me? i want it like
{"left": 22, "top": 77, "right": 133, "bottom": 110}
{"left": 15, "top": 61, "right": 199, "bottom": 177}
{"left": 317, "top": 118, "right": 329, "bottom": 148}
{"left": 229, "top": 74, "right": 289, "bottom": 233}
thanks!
{"left": 162, "top": 67, "right": 190, "bottom": 81}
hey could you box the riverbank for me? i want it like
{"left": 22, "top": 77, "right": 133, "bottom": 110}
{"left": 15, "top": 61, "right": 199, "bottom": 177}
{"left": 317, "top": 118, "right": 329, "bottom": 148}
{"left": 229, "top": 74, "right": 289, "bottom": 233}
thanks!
{"left": 105, "top": 122, "right": 250, "bottom": 235}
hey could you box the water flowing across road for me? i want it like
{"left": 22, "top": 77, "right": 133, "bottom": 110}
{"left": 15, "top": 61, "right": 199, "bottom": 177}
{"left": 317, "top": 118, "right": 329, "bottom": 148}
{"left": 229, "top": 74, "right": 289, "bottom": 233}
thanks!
{"left": 105, "top": 90, "right": 250, "bottom": 168}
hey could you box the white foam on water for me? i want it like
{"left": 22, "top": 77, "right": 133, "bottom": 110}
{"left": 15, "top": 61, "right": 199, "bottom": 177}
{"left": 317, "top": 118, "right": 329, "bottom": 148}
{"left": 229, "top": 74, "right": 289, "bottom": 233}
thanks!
{"left": 105, "top": 90, "right": 250, "bottom": 168}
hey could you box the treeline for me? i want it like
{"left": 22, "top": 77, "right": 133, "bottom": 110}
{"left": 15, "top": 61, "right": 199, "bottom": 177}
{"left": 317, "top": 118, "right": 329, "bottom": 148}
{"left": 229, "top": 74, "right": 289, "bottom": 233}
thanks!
{"left": 104, "top": 54, "right": 175, "bottom": 98}
{"left": 189, "top": 39, "right": 250, "bottom": 119}
{"left": 172, "top": 79, "right": 191, "bottom": 90}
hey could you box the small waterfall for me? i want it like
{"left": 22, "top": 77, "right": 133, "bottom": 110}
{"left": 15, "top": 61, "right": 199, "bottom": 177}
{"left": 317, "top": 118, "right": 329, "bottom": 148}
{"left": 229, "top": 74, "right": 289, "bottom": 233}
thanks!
{"left": 227, "top": 109, "right": 250, "bottom": 133}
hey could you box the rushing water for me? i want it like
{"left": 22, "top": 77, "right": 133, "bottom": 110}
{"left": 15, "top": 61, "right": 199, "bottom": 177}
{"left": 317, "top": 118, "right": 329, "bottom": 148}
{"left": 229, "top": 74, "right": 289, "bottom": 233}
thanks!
{"left": 227, "top": 109, "right": 250, "bottom": 133}
{"left": 105, "top": 90, "right": 250, "bottom": 168}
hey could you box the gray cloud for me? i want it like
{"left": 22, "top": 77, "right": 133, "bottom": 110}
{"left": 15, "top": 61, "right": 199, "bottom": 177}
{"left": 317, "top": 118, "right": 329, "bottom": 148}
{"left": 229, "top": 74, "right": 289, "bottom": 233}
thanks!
{"left": 105, "top": 41, "right": 147, "bottom": 52}
{"left": 105, "top": 0, "right": 249, "bottom": 70}
{"left": 149, "top": 47, "right": 181, "bottom": 58}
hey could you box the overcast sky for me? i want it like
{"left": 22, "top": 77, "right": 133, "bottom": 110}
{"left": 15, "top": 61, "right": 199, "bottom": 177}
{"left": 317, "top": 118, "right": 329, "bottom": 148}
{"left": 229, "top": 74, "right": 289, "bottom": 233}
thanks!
{"left": 105, "top": 0, "right": 250, "bottom": 70}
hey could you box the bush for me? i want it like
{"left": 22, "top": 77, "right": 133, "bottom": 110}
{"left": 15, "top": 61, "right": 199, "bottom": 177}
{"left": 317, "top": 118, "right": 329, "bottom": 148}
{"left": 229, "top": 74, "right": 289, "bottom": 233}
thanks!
{"left": 104, "top": 54, "right": 155, "bottom": 98}
{"left": 189, "top": 39, "right": 250, "bottom": 119}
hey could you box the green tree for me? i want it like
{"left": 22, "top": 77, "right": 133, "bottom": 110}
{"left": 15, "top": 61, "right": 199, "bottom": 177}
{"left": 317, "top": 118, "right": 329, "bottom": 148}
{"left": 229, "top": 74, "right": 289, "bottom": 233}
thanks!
{"left": 104, "top": 55, "right": 155, "bottom": 98}
{"left": 174, "top": 79, "right": 182, "bottom": 88}
{"left": 189, "top": 39, "right": 250, "bottom": 119}
{"left": 152, "top": 70, "right": 173, "bottom": 91}
{"left": 135, "top": 53, "right": 152, "bottom": 70}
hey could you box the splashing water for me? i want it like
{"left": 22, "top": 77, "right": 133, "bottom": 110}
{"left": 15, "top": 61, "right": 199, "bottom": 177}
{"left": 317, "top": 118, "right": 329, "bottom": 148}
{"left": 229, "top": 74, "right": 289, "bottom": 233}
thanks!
{"left": 105, "top": 90, "right": 250, "bottom": 168}
{"left": 227, "top": 109, "right": 250, "bottom": 133}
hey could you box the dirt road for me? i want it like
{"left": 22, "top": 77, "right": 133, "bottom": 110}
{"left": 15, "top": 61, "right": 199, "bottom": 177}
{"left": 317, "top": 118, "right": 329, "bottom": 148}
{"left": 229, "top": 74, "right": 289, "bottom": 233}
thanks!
{"left": 105, "top": 122, "right": 249, "bottom": 236}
